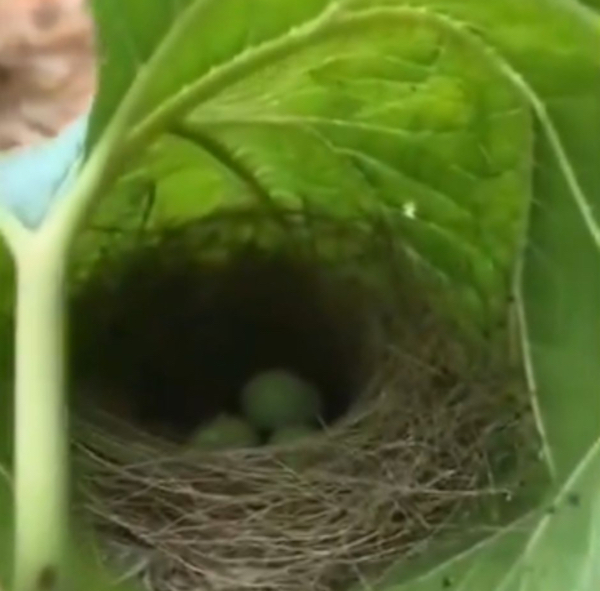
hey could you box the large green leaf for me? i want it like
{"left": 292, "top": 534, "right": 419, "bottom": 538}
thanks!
{"left": 578, "top": 0, "right": 600, "bottom": 12}
{"left": 4, "top": 0, "right": 594, "bottom": 589}
{"left": 387, "top": 438, "right": 600, "bottom": 591}
{"left": 84, "top": 0, "right": 541, "bottom": 333}
{"left": 88, "top": 0, "right": 334, "bottom": 146}
{"left": 85, "top": 0, "right": 600, "bottom": 465}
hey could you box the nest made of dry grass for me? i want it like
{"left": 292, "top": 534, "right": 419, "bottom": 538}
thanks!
{"left": 73, "top": 321, "right": 530, "bottom": 591}
{"left": 68, "top": 211, "right": 533, "bottom": 591}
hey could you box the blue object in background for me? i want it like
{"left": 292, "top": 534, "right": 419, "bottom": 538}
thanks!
{"left": 0, "top": 111, "right": 90, "bottom": 230}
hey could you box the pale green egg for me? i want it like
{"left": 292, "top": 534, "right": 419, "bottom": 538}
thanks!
{"left": 241, "top": 369, "right": 322, "bottom": 430}
{"left": 269, "top": 425, "right": 318, "bottom": 446}
{"left": 189, "top": 414, "right": 259, "bottom": 452}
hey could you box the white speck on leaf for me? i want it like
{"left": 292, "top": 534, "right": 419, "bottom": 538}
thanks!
{"left": 403, "top": 201, "right": 417, "bottom": 219}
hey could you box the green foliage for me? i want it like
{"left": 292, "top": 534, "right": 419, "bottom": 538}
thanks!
{"left": 0, "top": 467, "right": 12, "bottom": 588}
{"left": 86, "top": 0, "right": 539, "bottom": 332}
{"left": 1, "top": 0, "right": 599, "bottom": 589}
{"left": 386, "top": 439, "right": 600, "bottom": 591}
{"left": 81, "top": 0, "right": 600, "bottom": 585}
{"left": 579, "top": 0, "right": 600, "bottom": 11}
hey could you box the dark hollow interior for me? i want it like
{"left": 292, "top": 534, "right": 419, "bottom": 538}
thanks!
{"left": 69, "top": 243, "right": 374, "bottom": 443}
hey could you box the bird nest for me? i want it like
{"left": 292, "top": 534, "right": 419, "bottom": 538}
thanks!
{"left": 67, "top": 209, "right": 534, "bottom": 591}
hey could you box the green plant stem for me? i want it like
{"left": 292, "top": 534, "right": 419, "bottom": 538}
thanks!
{"left": 13, "top": 232, "right": 68, "bottom": 591}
